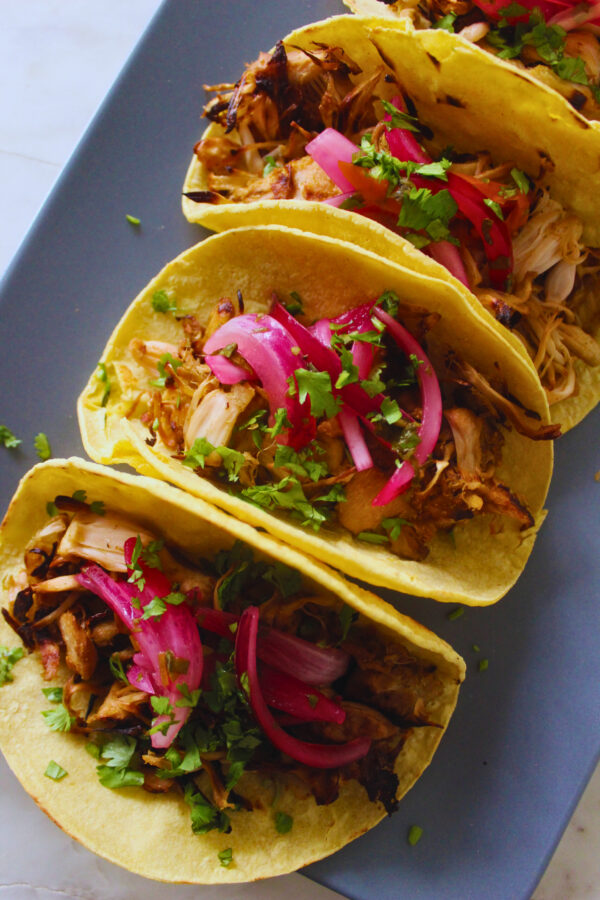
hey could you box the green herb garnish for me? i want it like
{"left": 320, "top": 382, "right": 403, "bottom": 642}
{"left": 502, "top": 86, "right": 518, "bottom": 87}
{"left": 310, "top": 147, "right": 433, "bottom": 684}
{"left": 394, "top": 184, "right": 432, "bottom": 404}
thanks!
{"left": 274, "top": 811, "right": 293, "bottom": 834}
{"left": 44, "top": 761, "right": 68, "bottom": 781}
{"left": 0, "top": 425, "right": 21, "bottom": 449}
{"left": 408, "top": 824, "right": 424, "bottom": 846}
{"left": 34, "top": 432, "right": 52, "bottom": 461}
{"left": 41, "top": 703, "right": 75, "bottom": 732}
{"left": 0, "top": 645, "right": 25, "bottom": 686}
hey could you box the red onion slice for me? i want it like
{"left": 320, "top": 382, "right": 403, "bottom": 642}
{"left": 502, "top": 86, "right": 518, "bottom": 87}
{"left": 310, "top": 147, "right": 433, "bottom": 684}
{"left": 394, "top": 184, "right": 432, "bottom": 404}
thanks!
{"left": 235, "top": 607, "right": 370, "bottom": 769}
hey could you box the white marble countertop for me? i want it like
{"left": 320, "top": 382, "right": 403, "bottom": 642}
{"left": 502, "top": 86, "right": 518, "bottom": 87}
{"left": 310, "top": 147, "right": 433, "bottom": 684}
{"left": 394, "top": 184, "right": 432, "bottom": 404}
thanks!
{"left": 0, "top": 2, "right": 598, "bottom": 898}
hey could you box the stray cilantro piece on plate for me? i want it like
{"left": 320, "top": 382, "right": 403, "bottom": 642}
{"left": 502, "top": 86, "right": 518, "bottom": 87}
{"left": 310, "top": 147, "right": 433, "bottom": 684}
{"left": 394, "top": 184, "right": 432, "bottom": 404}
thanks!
{"left": 34, "top": 432, "right": 52, "bottom": 461}
{"left": 472, "top": 644, "right": 481, "bottom": 653}
{"left": 479, "top": 658, "right": 489, "bottom": 672}
{"left": 44, "top": 761, "right": 68, "bottom": 781}
{"left": 0, "top": 425, "right": 21, "bottom": 449}
{"left": 126, "top": 214, "right": 140, "bottom": 226}
{"left": 0, "top": 645, "right": 25, "bottom": 686}
{"left": 274, "top": 811, "right": 293, "bottom": 834}
{"left": 408, "top": 824, "right": 424, "bottom": 846}
{"left": 218, "top": 847, "right": 234, "bottom": 868}
{"left": 42, "top": 703, "right": 75, "bottom": 732}
{"left": 447, "top": 607, "right": 465, "bottom": 621}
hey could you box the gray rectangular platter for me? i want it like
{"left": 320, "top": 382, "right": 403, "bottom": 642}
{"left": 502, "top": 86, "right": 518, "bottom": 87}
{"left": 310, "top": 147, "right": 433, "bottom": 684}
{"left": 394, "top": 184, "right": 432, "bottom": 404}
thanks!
{"left": 0, "top": 1, "right": 598, "bottom": 898}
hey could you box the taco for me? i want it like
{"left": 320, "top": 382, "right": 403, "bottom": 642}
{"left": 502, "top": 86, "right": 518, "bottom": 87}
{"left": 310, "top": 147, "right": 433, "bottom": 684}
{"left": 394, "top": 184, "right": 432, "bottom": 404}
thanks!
{"left": 342, "top": 0, "right": 600, "bottom": 121}
{"left": 0, "top": 458, "right": 464, "bottom": 883}
{"left": 78, "top": 225, "right": 555, "bottom": 606}
{"left": 181, "top": 15, "right": 600, "bottom": 430}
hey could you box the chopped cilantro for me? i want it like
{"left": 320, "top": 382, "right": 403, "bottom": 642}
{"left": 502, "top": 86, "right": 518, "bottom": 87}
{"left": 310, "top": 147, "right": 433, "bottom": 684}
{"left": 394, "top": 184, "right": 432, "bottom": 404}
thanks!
{"left": 291, "top": 369, "right": 341, "bottom": 419}
{"left": 357, "top": 531, "right": 389, "bottom": 544}
{"left": 218, "top": 847, "right": 234, "bottom": 867}
{"left": 483, "top": 198, "right": 504, "bottom": 220}
{"left": 41, "top": 686, "right": 63, "bottom": 703}
{"left": 149, "top": 352, "right": 183, "bottom": 388}
{"left": 380, "top": 99, "right": 421, "bottom": 133}
{"left": 34, "top": 432, "right": 52, "bottom": 461}
{"left": 273, "top": 444, "right": 329, "bottom": 482}
{"left": 97, "top": 361, "right": 111, "bottom": 407}
{"left": 339, "top": 604, "right": 359, "bottom": 642}
{"left": 434, "top": 12, "right": 457, "bottom": 30}
{"left": 472, "top": 643, "right": 481, "bottom": 653}
{"left": 99, "top": 735, "right": 137, "bottom": 769}
{"left": 408, "top": 824, "right": 424, "bottom": 846}
{"left": 71, "top": 489, "right": 86, "bottom": 502}
{"left": 141, "top": 596, "right": 166, "bottom": 620}
{"left": 397, "top": 186, "right": 458, "bottom": 246}
{"left": 0, "top": 645, "right": 25, "bottom": 686}
{"left": 263, "top": 155, "right": 278, "bottom": 176}
{"left": 184, "top": 783, "right": 231, "bottom": 835}
{"left": 109, "top": 652, "right": 129, "bottom": 684}
{"left": 447, "top": 607, "right": 465, "bottom": 621}
{"left": 241, "top": 477, "right": 329, "bottom": 531}
{"left": 89, "top": 499, "right": 106, "bottom": 515}
{"left": 285, "top": 291, "right": 304, "bottom": 316}
{"left": 44, "top": 761, "right": 68, "bottom": 781}
{"left": 125, "top": 214, "right": 140, "bottom": 226}
{"left": 264, "top": 407, "right": 293, "bottom": 438}
{"left": 377, "top": 290, "right": 400, "bottom": 318}
{"left": 0, "top": 424, "right": 21, "bottom": 449}
{"left": 85, "top": 742, "right": 101, "bottom": 759}
{"left": 150, "top": 696, "right": 173, "bottom": 717}
{"left": 175, "top": 683, "right": 203, "bottom": 708}
{"left": 97, "top": 766, "right": 144, "bottom": 789}
{"left": 382, "top": 517, "right": 409, "bottom": 541}
{"left": 41, "top": 703, "right": 75, "bottom": 732}
{"left": 274, "top": 811, "right": 293, "bottom": 834}
{"left": 151, "top": 289, "right": 177, "bottom": 313}
{"left": 46, "top": 501, "right": 59, "bottom": 517}
{"left": 510, "top": 167, "right": 530, "bottom": 194}
{"left": 183, "top": 438, "right": 246, "bottom": 481}
{"left": 479, "top": 658, "right": 489, "bottom": 672}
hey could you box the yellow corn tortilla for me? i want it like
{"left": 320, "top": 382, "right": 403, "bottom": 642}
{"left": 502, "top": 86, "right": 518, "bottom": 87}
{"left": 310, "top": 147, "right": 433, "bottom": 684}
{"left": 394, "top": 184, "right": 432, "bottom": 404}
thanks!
{"left": 78, "top": 224, "right": 552, "bottom": 606}
{"left": 181, "top": 14, "right": 600, "bottom": 431}
{"left": 0, "top": 457, "right": 465, "bottom": 883}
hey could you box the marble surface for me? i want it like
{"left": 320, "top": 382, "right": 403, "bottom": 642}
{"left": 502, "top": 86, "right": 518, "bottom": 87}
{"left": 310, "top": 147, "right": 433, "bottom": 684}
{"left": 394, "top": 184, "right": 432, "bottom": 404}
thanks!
{"left": 0, "top": 2, "right": 598, "bottom": 898}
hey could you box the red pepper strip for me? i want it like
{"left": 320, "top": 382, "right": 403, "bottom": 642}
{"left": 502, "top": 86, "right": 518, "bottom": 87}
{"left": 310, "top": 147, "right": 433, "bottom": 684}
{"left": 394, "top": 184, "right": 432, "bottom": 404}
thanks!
{"left": 197, "top": 607, "right": 350, "bottom": 685}
{"left": 455, "top": 173, "right": 532, "bottom": 235}
{"left": 235, "top": 607, "right": 370, "bottom": 769}
{"left": 271, "top": 303, "right": 383, "bottom": 418}
{"left": 259, "top": 664, "right": 346, "bottom": 724}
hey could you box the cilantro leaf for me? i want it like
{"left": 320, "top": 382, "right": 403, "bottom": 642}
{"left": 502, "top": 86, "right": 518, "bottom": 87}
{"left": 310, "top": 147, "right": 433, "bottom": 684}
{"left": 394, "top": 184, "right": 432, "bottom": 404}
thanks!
{"left": 380, "top": 99, "right": 421, "bottom": 133}
{"left": 44, "top": 761, "right": 68, "bottom": 781}
{"left": 218, "top": 847, "right": 234, "bottom": 867}
{"left": 34, "top": 432, "right": 52, "bottom": 461}
{"left": 41, "top": 686, "right": 63, "bottom": 703}
{"left": 151, "top": 289, "right": 177, "bottom": 313}
{"left": 339, "top": 604, "right": 359, "bottom": 642}
{"left": 99, "top": 735, "right": 137, "bottom": 769}
{"left": 149, "top": 352, "right": 183, "bottom": 388}
{"left": 263, "top": 155, "right": 278, "bottom": 177}
{"left": 292, "top": 369, "right": 341, "bottom": 418}
{"left": 96, "top": 765, "right": 144, "bottom": 788}
{"left": 184, "top": 783, "right": 231, "bottom": 835}
{"left": 97, "top": 361, "right": 111, "bottom": 407}
{"left": 274, "top": 811, "right": 293, "bottom": 834}
{"left": 41, "top": 703, "right": 75, "bottom": 732}
{"left": 0, "top": 425, "right": 22, "bottom": 449}
{"left": 0, "top": 645, "right": 25, "bottom": 686}
{"left": 141, "top": 596, "right": 167, "bottom": 620}
{"left": 434, "top": 12, "right": 456, "bottom": 30}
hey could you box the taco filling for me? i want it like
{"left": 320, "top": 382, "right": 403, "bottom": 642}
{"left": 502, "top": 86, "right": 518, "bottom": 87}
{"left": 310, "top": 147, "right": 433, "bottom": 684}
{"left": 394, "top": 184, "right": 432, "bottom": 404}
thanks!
{"left": 1, "top": 493, "right": 451, "bottom": 836}
{"left": 189, "top": 48, "right": 600, "bottom": 409}
{"left": 347, "top": 0, "right": 600, "bottom": 119}
{"left": 125, "top": 290, "right": 557, "bottom": 562}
